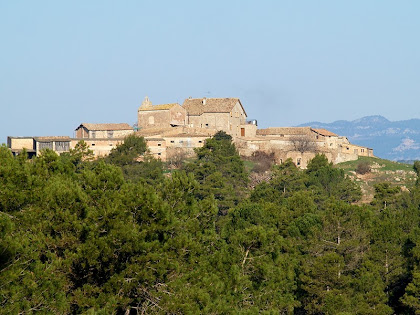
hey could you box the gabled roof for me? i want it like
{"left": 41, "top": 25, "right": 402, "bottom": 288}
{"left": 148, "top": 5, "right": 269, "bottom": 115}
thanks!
{"left": 182, "top": 98, "right": 247, "bottom": 116}
{"left": 312, "top": 128, "right": 338, "bottom": 137}
{"left": 76, "top": 123, "right": 132, "bottom": 131}
{"left": 136, "top": 126, "right": 215, "bottom": 138}
{"left": 256, "top": 127, "right": 313, "bottom": 136}
{"left": 138, "top": 103, "right": 180, "bottom": 111}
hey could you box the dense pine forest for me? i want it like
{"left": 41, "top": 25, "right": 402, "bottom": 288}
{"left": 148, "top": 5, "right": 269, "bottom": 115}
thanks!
{"left": 1, "top": 132, "right": 420, "bottom": 314}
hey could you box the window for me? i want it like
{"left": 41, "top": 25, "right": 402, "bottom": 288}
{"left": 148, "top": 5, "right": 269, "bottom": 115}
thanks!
{"left": 198, "top": 140, "right": 202, "bottom": 143}
{"left": 297, "top": 158, "right": 301, "bottom": 166}
{"left": 91, "top": 143, "right": 95, "bottom": 146}
{"left": 38, "top": 142, "right": 53, "bottom": 150}
{"left": 354, "top": 149, "right": 358, "bottom": 154}
{"left": 361, "top": 149, "right": 364, "bottom": 153}
{"left": 205, "top": 123, "right": 209, "bottom": 127}
{"left": 170, "top": 140, "right": 175, "bottom": 143}
{"left": 157, "top": 153, "right": 161, "bottom": 156}
{"left": 346, "top": 147, "right": 349, "bottom": 150}
{"left": 158, "top": 143, "right": 161, "bottom": 146}
{"left": 148, "top": 116, "right": 155, "bottom": 125}
{"left": 91, "top": 131, "right": 96, "bottom": 139}
{"left": 107, "top": 131, "right": 114, "bottom": 138}
{"left": 55, "top": 141, "right": 69, "bottom": 151}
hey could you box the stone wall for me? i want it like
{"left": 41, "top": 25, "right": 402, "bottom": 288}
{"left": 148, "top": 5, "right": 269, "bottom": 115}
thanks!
{"left": 7, "top": 137, "right": 34, "bottom": 151}
{"left": 89, "top": 129, "right": 133, "bottom": 139}
{"left": 75, "top": 128, "right": 133, "bottom": 139}
{"left": 138, "top": 105, "right": 186, "bottom": 129}
{"left": 240, "top": 124, "right": 257, "bottom": 138}
{"left": 340, "top": 143, "right": 373, "bottom": 157}
{"left": 235, "top": 135, "right": 362, "bottom": 168}
{"left": 165, "top": 136, "right": 206, "bottom": 149}
{"left": 169, "top": 105, "right": 187, "bottom": 126}
{"left": 142, "top": 135, "right": 208, "bottom": 162}
{"left": 71, "top": 139, "right": 123, "bottom": 157}
{"left": 145, "top": 138, "right": 167, "bottom": 160}
{"left": 185, "top": 101, "right": 246, "bottom": 137}
{"left": 138, "top": 110, "right": 170, "bottom": 129}
{"left": 75, "top": 127, "right": 88, "bottom": 138}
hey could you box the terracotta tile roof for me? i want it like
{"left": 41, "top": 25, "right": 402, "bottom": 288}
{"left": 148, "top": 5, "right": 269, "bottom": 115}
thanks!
{"left": 138, "top": 103, "right": 180, "bottom": 111}
{"left": 136, "top": 127, "right": 175, "bottom": 137}
{"left": 182, "top": 98, "right": 246, "bottom": 116}
{"left": 256, "top": 127, "right": 313, "bottom": 136}
{"left": 136, "top": 126, "right": 215, "bottom": 138}
{"left": 76, "top": 123, "right": 132, "bottom": 131}
{"left": 312, "top": 128, "right": 338, "bottom": 137}
{"left": 34, "top": 136, "right": 71, "bottom": 142}
{"left": 162, "top": 127, "right": 215, "bottom": 138}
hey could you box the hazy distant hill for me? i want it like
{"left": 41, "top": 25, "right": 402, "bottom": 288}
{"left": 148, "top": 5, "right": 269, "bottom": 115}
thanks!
{"left": 297, "top": 115, "right": 420, "bottom": 161}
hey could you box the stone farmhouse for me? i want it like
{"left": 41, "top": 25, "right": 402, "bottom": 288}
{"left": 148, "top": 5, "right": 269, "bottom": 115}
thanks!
{"left": 7, "top": 96, "right": 373, "bottom": 168}
{"left": 8, "top": 123, "right": 130, "bottom": 158}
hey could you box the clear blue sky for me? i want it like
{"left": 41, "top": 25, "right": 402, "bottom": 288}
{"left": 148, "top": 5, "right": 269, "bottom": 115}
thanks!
{"left": 1, "top": 0, "right": 419, "bottom": 143}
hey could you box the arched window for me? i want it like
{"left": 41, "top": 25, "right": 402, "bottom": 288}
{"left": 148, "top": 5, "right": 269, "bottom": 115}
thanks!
{"left": 149, "top": 116, "right": 155, "bottom": 125}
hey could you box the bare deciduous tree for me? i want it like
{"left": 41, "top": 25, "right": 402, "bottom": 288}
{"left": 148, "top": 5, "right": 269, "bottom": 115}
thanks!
{"left": 289, "top": 136, "right": 317, "bottom": 154}
{"left": 166, "top": 147, "right": 189, "bottom": 168}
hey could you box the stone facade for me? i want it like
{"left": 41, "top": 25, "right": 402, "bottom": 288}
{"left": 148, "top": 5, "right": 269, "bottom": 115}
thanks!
{"left": 183, "top": 97, "right": 253, "bottom": 138}
{"left": 137, "top": 97, "right": 186, "bottom": 129}
{"left": 7, "top": 137, "right": 36, "bottom": 157}
{"left": 137, "top": 126, "right": 214, "bottom": 161}
{"left": 237, "top": 126, "right": 373, "bottom": 168}
{"left": 35, "top": 137, "right": 71, "bottom": 156}
{"left": 7, "top": 137, "right": 34, "bottom": 151}
{"left": 75, "top": 123, "right": 133, "bottom": 139}
{"left": 144, "top": 138, "right": 167, "bottom": 160}
{"left": 70, "top": 138, "right": 123, "bottom": 158}
{"left": 7, "top": 136, "right": 122, "bottom": 158}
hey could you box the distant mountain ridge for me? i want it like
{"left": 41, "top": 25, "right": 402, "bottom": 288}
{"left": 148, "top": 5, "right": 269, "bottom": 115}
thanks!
{"left": 297, "top": 115, "right": 420, "bottom": 161}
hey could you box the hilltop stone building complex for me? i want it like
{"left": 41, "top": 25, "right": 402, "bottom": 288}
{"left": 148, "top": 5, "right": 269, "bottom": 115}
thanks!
{"left": 7, "top": 96, "right": 373, "bottom": 168}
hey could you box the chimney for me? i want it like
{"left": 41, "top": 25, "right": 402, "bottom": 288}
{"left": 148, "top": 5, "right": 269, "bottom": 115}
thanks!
{"left": 202, "top": 97, "right": 207, "bottom": 105}
{"left": 141, "top": 96, "right": 152, "bottom": 108}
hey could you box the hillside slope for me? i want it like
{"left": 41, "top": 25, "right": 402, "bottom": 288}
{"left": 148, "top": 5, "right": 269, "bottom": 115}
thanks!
{"left": 336, "top": 156, "right": 417, "bottom": 203}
